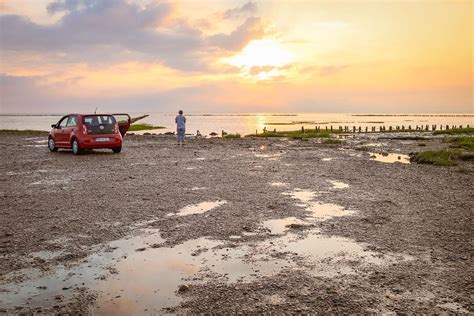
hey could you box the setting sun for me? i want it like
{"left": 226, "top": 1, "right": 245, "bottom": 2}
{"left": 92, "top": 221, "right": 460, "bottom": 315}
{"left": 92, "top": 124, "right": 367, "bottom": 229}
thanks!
{"left": 224, "top": 38, "right": 295, "bottom": 80}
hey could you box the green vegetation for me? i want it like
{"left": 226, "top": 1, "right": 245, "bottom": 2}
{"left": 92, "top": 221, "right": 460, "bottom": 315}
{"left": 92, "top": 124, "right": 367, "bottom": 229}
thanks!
{"left": 128, "top": 123, "right": 165, "bottom": 132}
{"left": 223, "top": 133, "right": 241, "bottom": 139}
{"left": 0, "top": 129, "right": 49, "bottom": 136}
{"left": 433, "top": 127, "right": 474, "bottom": 135}
{"left": 410, "top": 150, "right": 460, "bottom": 166}
{"left": 249, "top": 129, "right": 332, "bottom": 139}
{"left": 445, "top": 136, "right": 474, "bottom": 151}
{"left": 457, "top": 166, "right": 473, "bottom": 174}
{"left": 410, "top": 149, "right": 474, "bottom": 166}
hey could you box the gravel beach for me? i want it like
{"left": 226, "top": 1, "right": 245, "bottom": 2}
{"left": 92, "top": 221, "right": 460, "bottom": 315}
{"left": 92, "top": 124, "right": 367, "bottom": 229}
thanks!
{"left": 0, "top": 132, "right": 472, "bottom": 314}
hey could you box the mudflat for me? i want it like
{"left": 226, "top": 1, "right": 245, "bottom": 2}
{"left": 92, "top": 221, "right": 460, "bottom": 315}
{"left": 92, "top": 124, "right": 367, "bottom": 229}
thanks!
{"left": 0, "top": 133, "right": 472, "bottom": 314}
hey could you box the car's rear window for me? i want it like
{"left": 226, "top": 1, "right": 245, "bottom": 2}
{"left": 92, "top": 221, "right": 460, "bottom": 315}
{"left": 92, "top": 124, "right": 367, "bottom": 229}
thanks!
{"left": 83, "top": 115, "right": 116, "bottom": 135}
{"left": 83, "top": 115, "right": 116, "bottom": 126}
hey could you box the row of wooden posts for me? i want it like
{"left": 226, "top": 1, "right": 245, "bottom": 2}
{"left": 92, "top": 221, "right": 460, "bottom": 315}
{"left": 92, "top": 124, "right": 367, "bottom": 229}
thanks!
{"left": 252, "top": 124, "right": 470, "bottom": 135}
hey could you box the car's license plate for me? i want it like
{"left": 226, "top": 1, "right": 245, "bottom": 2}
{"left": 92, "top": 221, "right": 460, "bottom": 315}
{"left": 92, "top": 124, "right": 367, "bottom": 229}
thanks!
{"left": 95, "top": 138, "right": 110, "bottom": 142}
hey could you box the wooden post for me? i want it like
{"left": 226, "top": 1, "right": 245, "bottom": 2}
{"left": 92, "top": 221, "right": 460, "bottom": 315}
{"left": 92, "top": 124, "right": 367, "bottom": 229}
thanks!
{"left": 256, "top": 129, "right": 258, "bottom": 135}
{"left": 365, "top": 126, "right": 368, "bottom": 133}
{"left": 389, "top": 126, "right": 392, "bottom": 131}
{"left": 301, "top": 126, "right": 304, "bottom": 133}
{"left": 330, "top": 126, "right": 333, "bottom": 132}
{"left": 446, "top": 125, "right": 449, "bottom": 130}
{"left": 353, "top": 126, "right": 356, "bottom": 133}
{"left": 222, "top": 130, "right": 224, "bottom": 137}
{"left": 274, "top": 128, "right": 276, "bottom": 132}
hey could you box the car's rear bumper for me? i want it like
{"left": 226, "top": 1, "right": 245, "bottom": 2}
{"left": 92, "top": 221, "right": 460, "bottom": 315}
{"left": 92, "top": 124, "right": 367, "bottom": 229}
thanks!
{"left": 78, "top": 134, "right": 122, "bottom": 148}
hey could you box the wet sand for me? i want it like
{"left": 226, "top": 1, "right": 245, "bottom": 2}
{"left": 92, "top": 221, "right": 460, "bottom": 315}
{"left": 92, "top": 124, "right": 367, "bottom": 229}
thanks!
{"left": 0, "top": 133, "right": 472, "bottom": 314}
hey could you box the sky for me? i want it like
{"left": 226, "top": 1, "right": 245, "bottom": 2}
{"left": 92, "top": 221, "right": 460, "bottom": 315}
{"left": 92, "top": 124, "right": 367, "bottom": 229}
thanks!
{"left": 0, "top": 0, "right": 472, "bottom": 113}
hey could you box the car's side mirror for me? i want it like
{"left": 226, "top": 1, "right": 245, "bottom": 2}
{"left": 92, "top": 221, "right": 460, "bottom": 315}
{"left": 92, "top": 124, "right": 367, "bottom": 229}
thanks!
{"left": 51, "top": 124, "right": 57, "bottom": 128}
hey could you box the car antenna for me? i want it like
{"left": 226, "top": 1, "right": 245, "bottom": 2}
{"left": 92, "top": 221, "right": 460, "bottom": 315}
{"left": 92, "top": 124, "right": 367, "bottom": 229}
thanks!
{"left": 94, "top": 107, "right": 98, "bottom": 114}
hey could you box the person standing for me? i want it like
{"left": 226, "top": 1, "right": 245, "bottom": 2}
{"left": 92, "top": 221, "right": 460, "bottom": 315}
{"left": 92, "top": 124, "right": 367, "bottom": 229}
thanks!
{"left": 175, "top": 110, "right": 186, "bottom": 145}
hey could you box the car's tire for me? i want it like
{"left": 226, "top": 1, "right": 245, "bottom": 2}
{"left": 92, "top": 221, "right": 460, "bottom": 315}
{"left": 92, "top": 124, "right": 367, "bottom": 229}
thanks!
{"left": 72, "top": 139, "right": 82, "bottom": 155}
{"left": 112, "top": 146, "right": 122, "bottom": 154}
{"left": 48, "top": 137, "right": 58, "bottom": 152}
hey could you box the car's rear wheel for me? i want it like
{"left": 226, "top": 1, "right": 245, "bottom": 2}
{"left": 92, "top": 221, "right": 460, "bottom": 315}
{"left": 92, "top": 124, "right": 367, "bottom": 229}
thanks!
{"left": 112, "top": 146, "right": 122, "bottom": 154}
{"left": 48, "top": 137, "right": 58, "bottom": 152}
{"left": 72, "top": 139, "right": 82, "bottom": 155}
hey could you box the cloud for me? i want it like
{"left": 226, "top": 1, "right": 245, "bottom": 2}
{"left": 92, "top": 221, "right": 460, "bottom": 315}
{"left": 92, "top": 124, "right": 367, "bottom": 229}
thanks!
{"left": 208, "top": 17, "right": 266, "bottom": 51}
{"left": 223, "top": 1, "right": 257, "bottom": 19}
{"left": 0, "top": 0, "right": 267, "bottom": 72}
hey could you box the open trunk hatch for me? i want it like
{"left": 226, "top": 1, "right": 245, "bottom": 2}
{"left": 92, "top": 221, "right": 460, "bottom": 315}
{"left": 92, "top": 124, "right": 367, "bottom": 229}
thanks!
{"left": 113, "top": 114, "right": 131, "bottom": 136}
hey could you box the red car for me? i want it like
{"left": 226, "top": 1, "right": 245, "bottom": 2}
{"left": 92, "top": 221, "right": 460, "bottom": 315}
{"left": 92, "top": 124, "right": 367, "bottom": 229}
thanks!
{"left": 48, "top": 114, "right": 131, "bottom": 155}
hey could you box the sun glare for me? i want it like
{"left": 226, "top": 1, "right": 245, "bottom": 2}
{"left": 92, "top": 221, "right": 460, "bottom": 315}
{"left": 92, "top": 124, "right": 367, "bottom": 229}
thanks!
{"left": 225, "top": 39, "right": 295, "bottom": 80}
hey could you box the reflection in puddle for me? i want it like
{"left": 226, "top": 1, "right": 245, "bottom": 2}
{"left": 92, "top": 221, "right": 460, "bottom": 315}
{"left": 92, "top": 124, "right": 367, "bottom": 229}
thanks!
{"left": 195, "top": 157, "right": 206, "bottom": 161}
{"left": 284, "top": 189, "right": 355, "bottom": 221}
{"left": 307, "top": 203, "right": 356, "bottom": 221}
{"left": 328, "top": 180, "right": 349, "bottom": 189}
{"left": 1, "top": 231, "right": 290, "bottom": 313}
{"left": 270, "top": 182, "right": 288, "bottom": 187}
{"left": 170, "top": 201, "right": 227, "bottom": 217}
{"left": 190, "top": 187, "right": 206, "bottom": 191}
{"left": 321, "top": 158, "right": 333, "bottom": 161}
{"left": 370, "top": 153, "right": 410, "bottom": 164}
{"left": 283, "top": 189, "right": 316, "bottom": 204}
{"left": 262, "top": 217, "right": 309, "bottom": 235}
{"left": 266, "top": 233, "right": 408, "bottom": 277}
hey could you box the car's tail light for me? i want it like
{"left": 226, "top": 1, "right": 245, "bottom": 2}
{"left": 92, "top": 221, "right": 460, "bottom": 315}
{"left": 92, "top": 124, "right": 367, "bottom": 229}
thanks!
{"left": 82, "top": 124, "right": 87, "bottom": 135}
{"left": 115, "top": 123, "right": 119, "bottom": 134}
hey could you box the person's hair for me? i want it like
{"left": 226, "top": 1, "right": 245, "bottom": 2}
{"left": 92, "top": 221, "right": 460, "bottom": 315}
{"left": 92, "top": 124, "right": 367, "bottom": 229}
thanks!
{"left": 179, "top": 110, "right": 183, "bottom": 115}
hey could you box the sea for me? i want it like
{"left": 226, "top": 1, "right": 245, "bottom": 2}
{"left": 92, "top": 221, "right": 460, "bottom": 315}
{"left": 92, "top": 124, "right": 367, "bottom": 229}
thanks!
{"left": 0, "top": 113, "right": 473, "bottom": 136}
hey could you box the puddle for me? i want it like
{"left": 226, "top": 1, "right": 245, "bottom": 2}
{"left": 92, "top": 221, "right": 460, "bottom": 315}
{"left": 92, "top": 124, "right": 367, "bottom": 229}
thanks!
{"left": 266, "top": 232, "right": 402, "bottom": 277}
{"left": 321, "top": 158, "right": 333, "bottom": 161}
{"left": 34, "top": 140, "right": 48, "bottom": 144}
{"left": 190, "top": 187, "right": 206, "bottom": 191}
{"left": 328, "top": 180, "right": 349, "bottom": 189}
{"left": 283, "top": 189, "right": 355, "bottom": 221}
{"left": 1, "top": 230, "right": 290, "bottom": 313}
{"left": 262, "top": 217, "right": 309, "bottom": 235}
{"left": 270, "top": 182, "right": 288, "bottom": 187}
{"left": 169, "top": 201, "right": 226, "bottom": 217}
{"left": 307, "top": 203, "right": 356, "bottom": 221}
{"left": 283, "top": 189, "right": 317, "bottom": 204}
{"left": 195, "top": 158, "right": 206, "bottom": 161}
{"left": 186, "top": 167, "right": 196, "bottom": 170}
{"left": 369, "top": 153, "right": 410, "bottom": 164}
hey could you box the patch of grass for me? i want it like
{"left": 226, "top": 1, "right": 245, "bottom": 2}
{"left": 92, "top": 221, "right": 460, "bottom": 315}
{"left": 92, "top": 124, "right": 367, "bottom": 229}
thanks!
{"left": 0, "top": 129, "right": 49, "bottom": 136}
{"left": 445, "top": 136, "right": 474, "bottom": 151}
{"left": 322, "top": 138, "right": 345, "bottom": 144}
{"left": 433, "top": 127, "right": 474, "bottom": 135}
{"left": 223, "top": 133, "right": 241, "bottom": 139}
{"left": 128, "top": 123, "right": 165, "bottom": 132}
{"left": 457, "top": 166, "right": 473, "bottom": 174}
{"left": 410, "top": 150, "right": 460, "bottom": 166}
{"left": 249, "top": 129, "right": 332, "bottom": 139}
